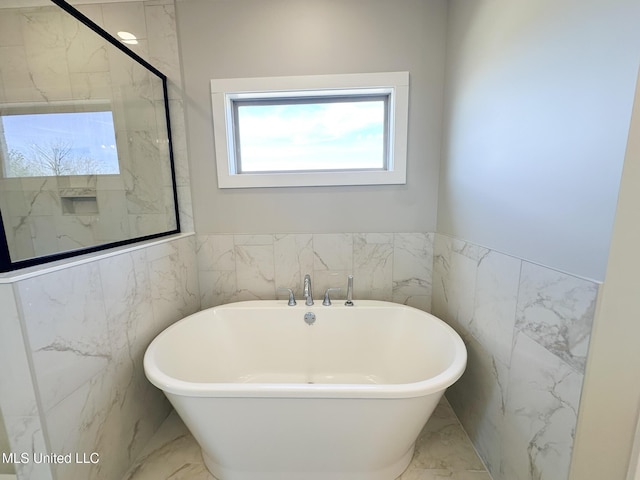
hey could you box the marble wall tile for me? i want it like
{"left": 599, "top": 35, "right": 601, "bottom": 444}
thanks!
{"left": 515, "top": 262, "right": 598, "bottom": 373}
{"left": 62, "top": 12, "right": 110, "bottom": 74}
{"left": 0, "top": 285, "right": 54, "bottom": 479}
{"left": 145, "top": 0, "right": 193, "bottom": 233}
{"left": 434, "top": 234, "right": 600, "bottom": 480}
{"left": 469, "top": 251, "right": 521, "bottom": 367}
{"left": 502, "top": 333, "right": 584, "bottom": 480}
{"left": 196, "top": 232, "right": 434, "bottom": 310}
{"left": 197, "top": 234, "right": 235, "bottom": 271}
{"left": 45, "top": 358, "right": 170, "bottom": 480}
{"left": 96, "top": 190, "right": 131, "bottom": 241}
{"left": 105, "top": 236, "right": 197, "bottom": 477}
{"left": 166, "top": 95, "right": 192, "bottom": 187}
{"left": 393, "top": 232, "right": 433, "bottom": 311}
{"left": 353, "top": 233, "right": 394, "bottom": 300}
{"left": 0, "top": 10, "right": 22, "bottom": 46}
{"left": 274, "top": 233, "right": 314, "bottom": 298}
{"left": 432, "top": 234, "right": 452, "bottom": 321}
{"left": 128, "top": 214, "right": 172, "bottom": 239}
{"left": 234, "top": 234, "right": 274, "bottom": 246}
{"left": 99, "top": 249, "right": 153, "bottom": 360}
{"left": 313, "top": 233, "right": 353, "bottom": 271}
{"left": 197, "top": 234, "right": 236, "bottom": 307}
{"left": 145, "top": 3, "right": 180, "bottom": 80}
{"left": 74, "top": 5, "right": 104, "bottom": 28}
{"left": 447, "top": 334, "right": 508, "bottom": 476}
{"left": 45, "top": 370, "right": 112, "bottom": 480}
{"left": 3, "top": 190, "right": 29, "bottom": 217}
{"left": 121, "top": 141, "right": 166, "bottom": 216}
{"left": 17, "top": 263, "right": 111, "bottom": 412}
{"left": 149, "top": 236, "right": 200, "bottom": 325}
{"left": 432, "top": 234, "right": 478, "bottom": 334}
{"left": 0, "top": 45, "right": 38, "bottom": 102}
{"left": 0, "top": 68, "right": 6, "bottom": 103}
{"left": 4, "top": 216, "right": 35, "bottom": 261}
{"left": 21, "top": 8, "right": 72, "bottom": 101}
{"left": 444, "top": 248, "right": 520, "bottom": 475}
{"left": 20, "top": 177, "right": 58, "bottom": 191}
{"left": 211, "top": 270, "right": 238, "bottom": 307}
{"left": 3, "top": 415, "right": 53, "bottom": 480}
{"left": 29, "top": 216, "right": 59, "bottom": 258}
{"left": 176, "top": 184, "right": 195, "bottom": 233}
{"left": 308, "top": 231, "right": 351, "bottom": 301}
{"left": 0, "top": 285, "right": 38, "bottom": 418}
{"left": 451, "top": 238, "right": 490, "bottom": 263}
{"left": 235, "top": 244, "right": 276, "bottom": 300}
{"left": 312, "top": 270, "right": 353, "bottom": 302}
{"left": 2, "top": 234, "right": 199, "bottom": 480}
{"left": 54, "top": 215, "right": 99, "bottom": 250}
{"left": 101, "top": 3, "right": 147, "bottom": 47}
{"left": 23, "top": 187, "right": 59, "bottom": 216}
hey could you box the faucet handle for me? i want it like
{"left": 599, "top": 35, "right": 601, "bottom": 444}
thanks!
{"left": 322, "top": 287, "right": 341, "bottom": 306}
{"left": 277, "top": 287, "right": 297, "bottom": 306}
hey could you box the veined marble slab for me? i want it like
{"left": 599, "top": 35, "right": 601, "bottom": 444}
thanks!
{"left": 196, "top": 232, "right": 434, "bottom": 311}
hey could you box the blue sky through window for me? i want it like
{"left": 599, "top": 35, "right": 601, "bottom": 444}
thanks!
{"left": 236, "top": 100, "right": 385, "bottom": 172}
{"left": 2, "top": 111, "right": 120, "bottom": 177}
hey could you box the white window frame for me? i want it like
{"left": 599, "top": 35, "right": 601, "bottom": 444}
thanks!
{"left": 210, "top": 71, "right": 409, "bottom": 188}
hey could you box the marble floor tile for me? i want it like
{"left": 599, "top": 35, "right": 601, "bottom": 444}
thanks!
{"left": 123, "top": 396, "right": 491, "bottom": 480}
{"left": 399, "top": 398, "right": 488, "bottom": 477}
{"left": 121, "top": 417, "right": 212, "bottom": 480}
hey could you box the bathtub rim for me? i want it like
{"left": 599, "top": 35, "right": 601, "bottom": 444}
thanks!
{"left": 144, "top": 300, "right": 467, "bottom": 399}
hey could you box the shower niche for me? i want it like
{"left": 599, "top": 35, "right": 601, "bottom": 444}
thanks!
{"left": 0, "top": 0, "right": 179, "bottom": 272}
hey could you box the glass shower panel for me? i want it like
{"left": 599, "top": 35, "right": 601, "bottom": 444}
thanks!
{"left": 0, "top": 2, "right": 178, "bottom": 270}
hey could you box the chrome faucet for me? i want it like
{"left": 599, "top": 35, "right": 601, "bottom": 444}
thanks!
{"left": 303, "top": 274, "right": 314, "bottom": 306}
{"left": 345, "top": 275, "right": 354, "bottom": 306}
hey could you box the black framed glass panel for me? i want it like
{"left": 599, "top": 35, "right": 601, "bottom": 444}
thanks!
{"left": 0, "top": 0, "right": 179, "bottom": 272}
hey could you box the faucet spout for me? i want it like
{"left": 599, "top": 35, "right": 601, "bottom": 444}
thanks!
{"left": 303, "top": 274, "right": 314, "bottom": 306}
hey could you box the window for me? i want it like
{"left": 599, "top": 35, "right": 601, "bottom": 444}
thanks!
{"left": 0, "top": 103, "right": 120, "bottom": 178}
{"left": 211, "top": 72, "right": 409, "bottom": 188}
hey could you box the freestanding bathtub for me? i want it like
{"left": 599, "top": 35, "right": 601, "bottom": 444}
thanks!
{"left": 144, "top": 300, "right": 467, "bottom": 480}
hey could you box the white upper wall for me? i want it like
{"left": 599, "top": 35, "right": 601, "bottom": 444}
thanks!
{"left": 176, "top": 0, "right": 447, "bottom": 234}
{"left": 439, "top": 0, "right": 640, "bottom": 281}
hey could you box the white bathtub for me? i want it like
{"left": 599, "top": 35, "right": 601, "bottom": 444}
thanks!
{"left": 144, "top": 300, "right": 467, "bottom": 480}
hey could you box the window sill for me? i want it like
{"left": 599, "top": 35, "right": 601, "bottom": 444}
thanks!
{"left": 217, "top": 168, "right": 406, "bottom": 188}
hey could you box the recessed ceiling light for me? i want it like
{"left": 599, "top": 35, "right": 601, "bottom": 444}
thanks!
{"left": 117, "top": 31, "right": 138, "bottom": 45}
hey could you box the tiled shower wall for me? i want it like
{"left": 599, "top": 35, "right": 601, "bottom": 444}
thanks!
{"left": 432, "top": 233, "right": 599, "bottom": 480}
{"left": 0, "top": 4, "right": 174, "bottom": 260}
{"left": 0, "top": 234, "right": 200, "bottom": 480}
{"left": 0, "top": 0, "right": 194, "bottom": 261}
{"left": 197, "top": 233, "right": 434, "bottom": 311}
